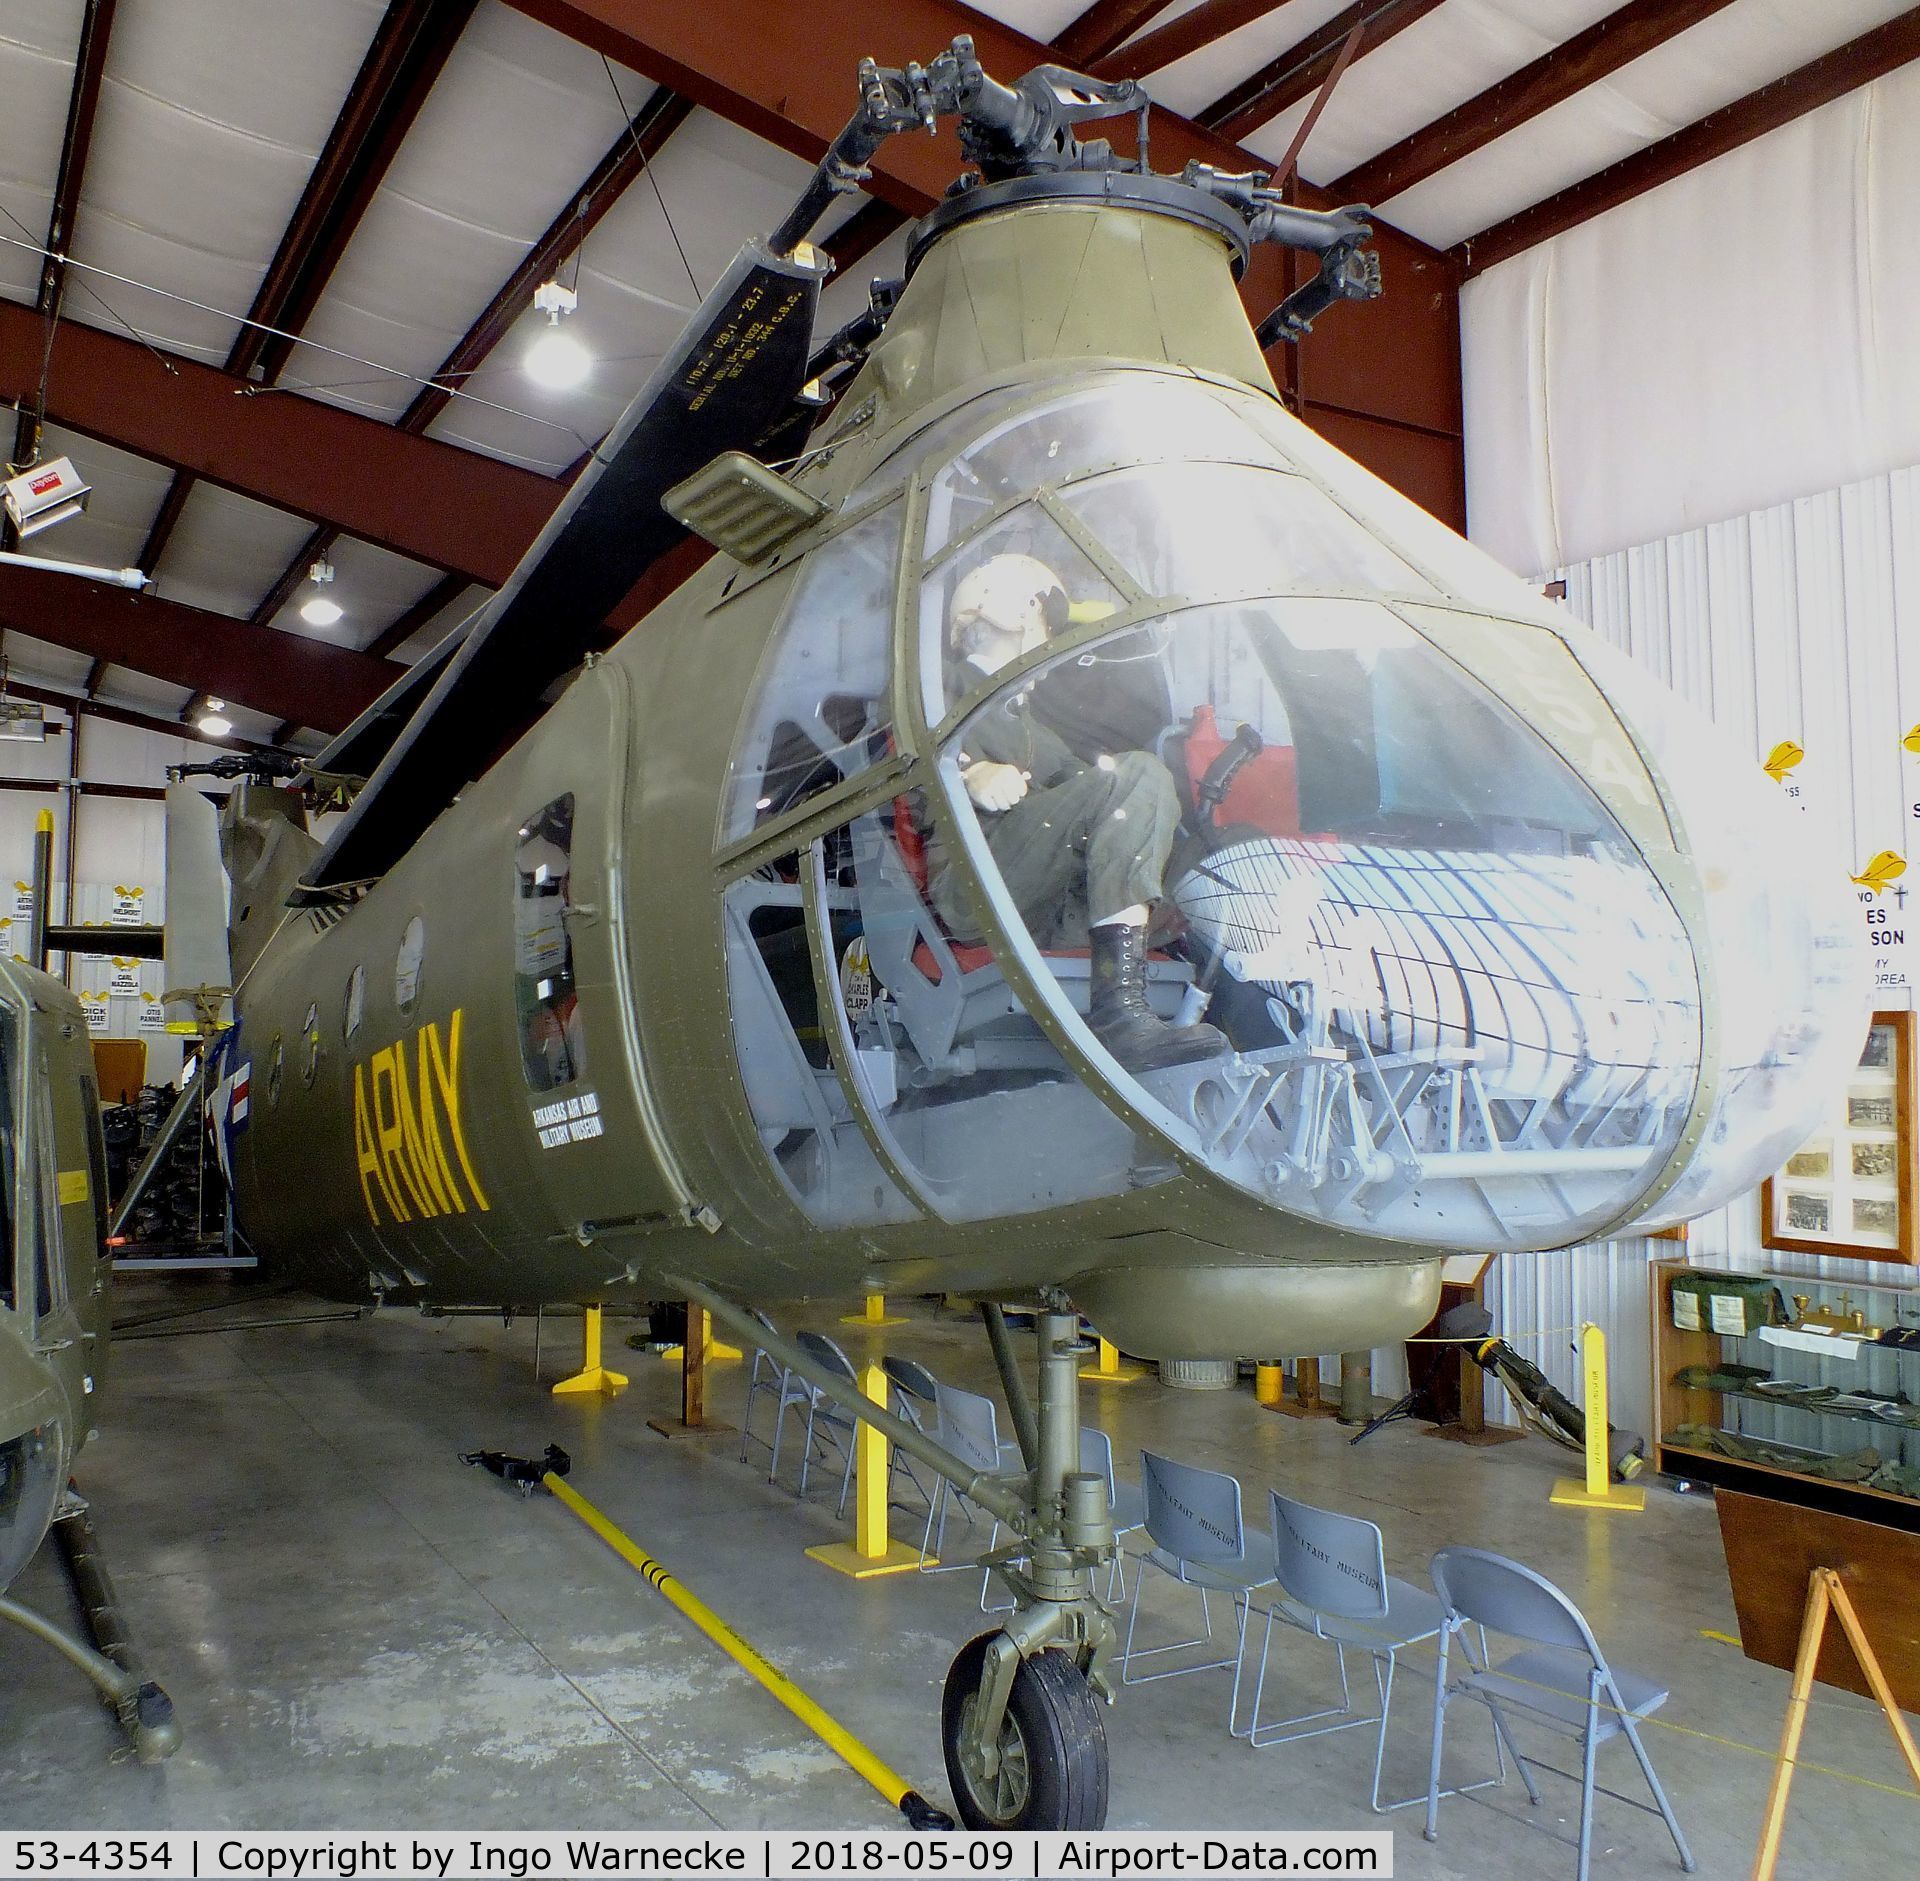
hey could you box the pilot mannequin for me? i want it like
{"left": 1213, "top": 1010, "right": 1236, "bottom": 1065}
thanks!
{"left": 930, "top": 553, "right": 1227, "bottom": 1074}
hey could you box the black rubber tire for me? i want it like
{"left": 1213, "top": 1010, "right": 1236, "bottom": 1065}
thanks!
{"left": 941, "top": 1632, "right": 1108, "bottom": 1830}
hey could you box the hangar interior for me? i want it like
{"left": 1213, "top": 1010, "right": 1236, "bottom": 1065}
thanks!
{"left": 3, "top": 1, "right": 1919, "bottom": 1871}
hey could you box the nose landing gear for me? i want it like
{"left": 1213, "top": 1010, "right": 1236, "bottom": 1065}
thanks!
{"left": 680, "top": 1283, "right": 1120, "bottom": 1829}
{"left": 943, "top": 1632, "right": 1107, "bottom": 1830}
{"left": 940, "top": 1300, "right": 1117, "bottom": 1830}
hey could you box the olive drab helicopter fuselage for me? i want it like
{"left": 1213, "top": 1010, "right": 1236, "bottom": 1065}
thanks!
{"left": 199, "top": 40, "right": 1865, "bottom": 1830}
{"left": 1, "top": 951, "right": 180, "bottom": 1761}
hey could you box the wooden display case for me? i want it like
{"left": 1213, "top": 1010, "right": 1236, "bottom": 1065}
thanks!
{"left": 1650, "top": 1258, "right": 1920, "bottom": 1532}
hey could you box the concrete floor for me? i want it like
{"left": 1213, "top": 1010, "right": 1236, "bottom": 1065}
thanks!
{"left": 1, "top": 1282, "right": 1911, "bottom": 1876}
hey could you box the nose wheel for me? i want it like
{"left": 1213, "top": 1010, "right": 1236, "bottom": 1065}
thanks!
{"left": 941, "top": 1631, "right": 1108, "bottom": 1830}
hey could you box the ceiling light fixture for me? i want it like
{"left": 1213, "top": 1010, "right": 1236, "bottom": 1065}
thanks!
{"left": 301, "top": 556, "right": 342, "bottom": 627}
{"left": 526, "top": 278, "right": 590, "bottom": 390}
{"left": 196, "top": 697, "right": 232, "bottom": 738}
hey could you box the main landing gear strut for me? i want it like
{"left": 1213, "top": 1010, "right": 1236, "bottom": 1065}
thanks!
{"left": 677, "top": 1280, "right": 1116, "bottom": 1829}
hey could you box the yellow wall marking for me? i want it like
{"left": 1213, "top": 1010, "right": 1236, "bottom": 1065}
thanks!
{"left": 352, "top": 1009, "right": 489, "bottom": 1227}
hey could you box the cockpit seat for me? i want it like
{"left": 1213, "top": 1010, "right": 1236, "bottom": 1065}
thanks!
{"left": 1175, "top": 703, "right": 1306, "bottom": 837}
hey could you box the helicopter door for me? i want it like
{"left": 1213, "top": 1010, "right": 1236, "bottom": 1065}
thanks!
{"left": 506, "top": 666, "right": 682, "bottom": 1233}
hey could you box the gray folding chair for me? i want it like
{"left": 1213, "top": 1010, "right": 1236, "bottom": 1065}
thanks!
{"left": 1425, "top": 1547, "right": 1696, "bottom": 1881}
{"left": 738, "top": 1308, "right": 790, "bottom": 1467}
{"left": 979, "top": 1425, "right": 1143, "bottom": 1612}
{"left": 1243, "top": 1492, "right": 1504, "bottom": 1813}
{"left": 882, "top": 1354, "right": 941, "bottom": 1510}
{"left": 1119, "top": 1450, "right": 1275, "bottom": 1724}
{"left": 768, "top": 1329, "right": 860, "bottom": 1516}
{"left": 918, "top": 1381, "right": 1023, "bottom": 1570}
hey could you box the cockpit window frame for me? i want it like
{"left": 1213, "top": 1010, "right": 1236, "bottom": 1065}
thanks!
{"left": 717, "top": 366, "right": 1731, "bottom": 1245}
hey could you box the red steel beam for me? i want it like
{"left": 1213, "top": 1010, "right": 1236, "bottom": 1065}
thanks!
{"left": 1456, "top": 7, "right": 1920, "bottom": 277}
{"left": 236, "top": 0, "right": 479, "bottom": 385}
{"left": 1201, "top": 0, "right": 1450, "bottom": 142}
{"left": 0, "top": 562, "right": 393, "bottom": 733}
{"left": 503, "top": 0, "right": 1465, "bottom": 477}
{"left": 9, "top": 0, "right": 118, "bottom": 498}
{"left": 0, "top": 677, "right": 284, "bottom": 756}
{"left": 1056, "top": 2, "right": 1170, "bottom": 69}
{"left": 140, "top": 0, "right": 478, "bottom": 571}
{"left": 1335, "top": 0, "right": 1737, "bottom": 206}
{"left": 0, "top": 304, "right": 559, "bottom": 584}
{"left": 1097, "top": 2, "right": 1304, "bottom": 84}
{"left": 503, "top": 0, "right": 1452, "bottom": 253}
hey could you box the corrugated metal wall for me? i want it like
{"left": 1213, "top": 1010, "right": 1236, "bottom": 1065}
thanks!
{"left": 1469, "top": 463, "right": 1920, "bottom": 1439}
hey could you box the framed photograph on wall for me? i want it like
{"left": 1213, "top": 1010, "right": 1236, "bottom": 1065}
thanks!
{"left": 1762, "top": 1010, "right": 1916, "bottom": 1264}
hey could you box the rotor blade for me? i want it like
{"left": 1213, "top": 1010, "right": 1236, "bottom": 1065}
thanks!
{"left": 306, "top": 624, "right": 469, "bottom": 782}
{"left": 301, "top": 240, "right": 824, "bottom": 891}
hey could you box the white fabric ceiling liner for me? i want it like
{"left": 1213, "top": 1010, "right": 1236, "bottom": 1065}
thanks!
{"left": 6, "top": 0, "right": 1915, "bottom": 687}
{"left": 1461, "top": 59, "right": 1920, "bottom": 572}
{"left": 61, "top": 0, "right": 389, "bottom": 365}
{"left": 0, "top": 0, "right": 84, "bottom": 301}
{"left": 284, "top": 1, "right": 658, "bottom": 428}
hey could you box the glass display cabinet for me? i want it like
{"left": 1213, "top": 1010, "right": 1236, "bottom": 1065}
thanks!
{"left": 1651, "top": 1257, "right": 1920, "bottom": 1531}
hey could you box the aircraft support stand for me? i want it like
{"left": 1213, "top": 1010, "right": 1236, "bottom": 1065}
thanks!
{"left": 675, "top": 1277, "right": 1116, "bottom": 1829}
{"left": 842, "top": 1293, "right": 905, "bottom": 1328}
{"left": 806, "top": 1362, "right": 922, "bottom": 1577}
{"left": 1079, "top": 1336, "right": 1145, "bottom": 1385}
{"left": 552, "top": 1304, "right": 628, "bottom": 1397}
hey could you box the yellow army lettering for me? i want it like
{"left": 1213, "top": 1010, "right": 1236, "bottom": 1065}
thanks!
{"left": 351, "top": 1008, "right": 491, "bottom": 1226}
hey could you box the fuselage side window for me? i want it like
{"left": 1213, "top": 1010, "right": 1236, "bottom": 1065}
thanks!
{"left": 514, "top": 795, "right": 585, "bottom": 1093}
{"left": 723, "top": 501, "right": 903, "bottom": 843}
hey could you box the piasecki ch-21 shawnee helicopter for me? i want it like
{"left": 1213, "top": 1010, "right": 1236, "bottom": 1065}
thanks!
{"left": 154, "top": 38, "right": 1863, "bottom": 1828}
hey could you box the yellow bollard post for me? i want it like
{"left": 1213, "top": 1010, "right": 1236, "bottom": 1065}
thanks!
{"left": 806, "top": 1361, "right": 925, "bottom": 1577}
{"left": 1079, "top": 1336, "right": 1146, "bottom": 1385}
{"left": 1255, "top": 1361, "right": 1284, "bottom": 1409}
{"left": 840, "top": 1291, "right": 905, "bottom": 1328}
{"left": 552, "top": 1305, "right": 629, "bottom": 1397}
{"left": 1549, "top": 1323, "right": 1645, "bottom": 1511}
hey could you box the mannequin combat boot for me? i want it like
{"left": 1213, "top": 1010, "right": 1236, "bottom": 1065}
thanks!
{"left": 1088, "top": 921, "right": 1229, "bottom": 1072}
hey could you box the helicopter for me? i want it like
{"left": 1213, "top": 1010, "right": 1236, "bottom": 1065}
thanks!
{"left": 166, "top": 38, "right": 1864, "bottom": 1830}
{"left": 1, "top": 929, "right": 179, "bottom": 1764}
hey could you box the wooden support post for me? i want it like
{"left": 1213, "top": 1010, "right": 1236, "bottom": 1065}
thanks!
{"left": 1278, "top": 1354, "right": 1339, "bottom": 1418}
{"left": 551, "top": 1304, "right": 628, "bottom": 1397}
{"left": 840, "top": 1291, "right": 905, "bottom": 1327}
{"left": 649, "top": 1307, "right": 735, "bottom": 1440}
{"left": 1754, "top": 1567, "right": 1920, "bottom": 1880}
{"left": 806, "top": 1361, "right": 923, "bottom": 1577}
{"left": 1079, "top": 1335, "right": 1147, "bottom": 1384}
{"left": 656, "top": 1306, "right": 742, "bottom": 1364}
{"left": 1550, "top": 1323, "right": 1644, "bottom": 1511}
